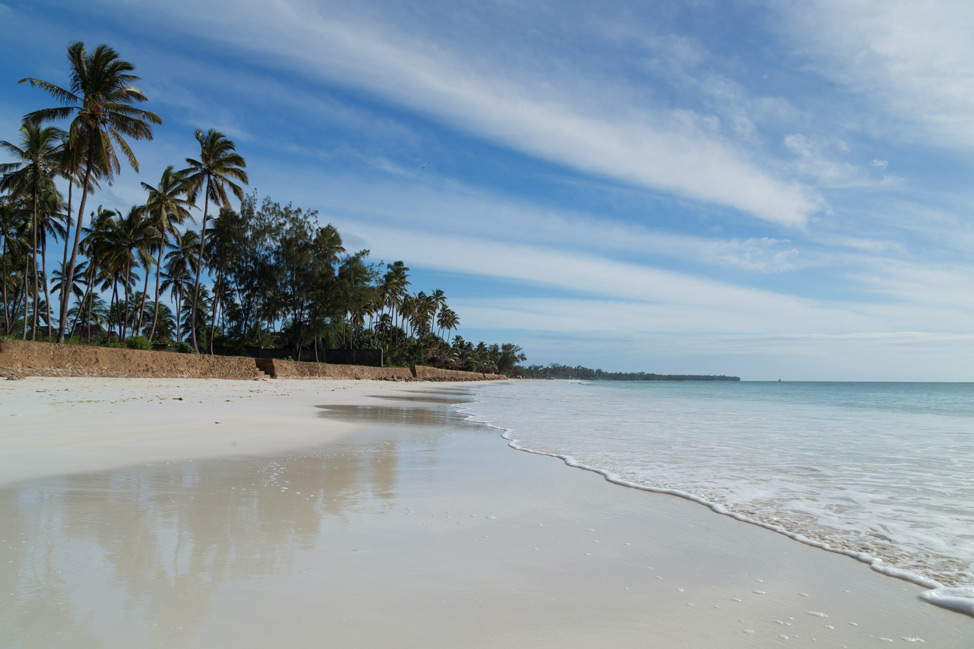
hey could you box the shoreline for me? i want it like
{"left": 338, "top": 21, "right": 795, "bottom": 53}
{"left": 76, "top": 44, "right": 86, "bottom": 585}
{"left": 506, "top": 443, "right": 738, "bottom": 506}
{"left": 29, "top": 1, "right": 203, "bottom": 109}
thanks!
{"left": 481, "top": 416, "right": 966, "bottom": 606}
{"left": 1, "top": 377, "right": 971, "bottom": 647}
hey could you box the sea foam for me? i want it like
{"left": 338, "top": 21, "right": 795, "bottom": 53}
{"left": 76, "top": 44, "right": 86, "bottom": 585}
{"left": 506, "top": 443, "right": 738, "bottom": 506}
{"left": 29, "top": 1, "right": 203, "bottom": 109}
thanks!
{"left": 457, "top": 380, "right": 974, "bottom": 617}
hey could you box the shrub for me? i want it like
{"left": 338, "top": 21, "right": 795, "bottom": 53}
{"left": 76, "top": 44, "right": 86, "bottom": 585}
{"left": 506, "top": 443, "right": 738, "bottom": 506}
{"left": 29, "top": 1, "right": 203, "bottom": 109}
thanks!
{"left": 174, "top": 341, "right": 197, "bottom": 354}
{"left": 125, "top": 335, "right": 152, "bottom": 350}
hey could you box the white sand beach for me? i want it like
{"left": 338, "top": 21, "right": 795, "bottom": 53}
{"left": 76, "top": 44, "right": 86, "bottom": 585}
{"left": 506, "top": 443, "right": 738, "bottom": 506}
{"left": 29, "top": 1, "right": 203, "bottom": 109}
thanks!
{"left": 1, "top": 377, "right": 970, "bottom": 648}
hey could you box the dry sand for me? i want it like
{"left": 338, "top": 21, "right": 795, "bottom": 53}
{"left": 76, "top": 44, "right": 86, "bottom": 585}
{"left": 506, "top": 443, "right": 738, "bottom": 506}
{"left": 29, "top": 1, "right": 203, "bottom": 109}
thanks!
{"left": 0, "top": 377, "right": 970, "bottom": 648}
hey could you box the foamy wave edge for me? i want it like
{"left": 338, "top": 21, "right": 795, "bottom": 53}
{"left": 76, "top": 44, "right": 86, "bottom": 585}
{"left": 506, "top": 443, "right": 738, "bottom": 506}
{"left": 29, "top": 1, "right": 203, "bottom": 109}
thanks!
{"left": 454, "top": 398, "right": 974, "bottom": 618}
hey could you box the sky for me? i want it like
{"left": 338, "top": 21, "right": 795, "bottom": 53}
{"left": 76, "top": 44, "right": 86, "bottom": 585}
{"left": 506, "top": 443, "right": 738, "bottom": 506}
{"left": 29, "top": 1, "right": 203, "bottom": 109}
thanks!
{"left": 1, "top": 0, "right": 974, "bottom": 380}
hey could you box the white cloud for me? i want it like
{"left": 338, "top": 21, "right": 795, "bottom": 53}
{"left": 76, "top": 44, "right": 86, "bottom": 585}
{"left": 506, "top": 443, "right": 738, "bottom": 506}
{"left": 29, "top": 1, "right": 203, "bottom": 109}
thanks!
{"left": 93, "top": 0, "right": 821, "bottom": 227}
{"left": 775, "top": 0, "right": 974, "bottom": 149}
{"left": 260, "top": 166, "right": 812, "bottom": 274}
{"left": 343, "top": 223, "right": 974, "bottom": 336}
{"left": 783, "top": 133, "right": 881, "bottom": 188}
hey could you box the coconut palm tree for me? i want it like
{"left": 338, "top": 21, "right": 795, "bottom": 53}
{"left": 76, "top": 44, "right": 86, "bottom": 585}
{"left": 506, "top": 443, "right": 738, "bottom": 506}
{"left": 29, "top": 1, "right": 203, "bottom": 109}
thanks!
{"left": 0, "top": 122, "right": 64, "bottom": 339}
{"left": 108, "top": 206, "right": 153, "bottom": 340}
{"left": 20, "top": 41, "right": 162, "bottom": 342}
{"left": 161, "top": 229, "right": 200, "bottom": 343}
{"left": 53, "top": 131, "right": 97, "bottom": 311}
{"left": 181, "top": 129, "right": 248, "bottom": 352}
{"left": 436, "top": 306, "right": 459, "bottom": 343}
{"left": 0, "top": 194, "right": 28, "bottom": 335}
{"left": 142, "top": 165, "right": 194, "bottom": 340}
{"left": 380, "top": 261, "right": 409, "bottom": 338}
{"left": 51, "top": 259, "right": 87, "bottom": 317}
{"left": 32, "top": 186, "right": 68, "bottom": 338}
{"left": 70, "top": 206, "right": 114, "bottom": 337}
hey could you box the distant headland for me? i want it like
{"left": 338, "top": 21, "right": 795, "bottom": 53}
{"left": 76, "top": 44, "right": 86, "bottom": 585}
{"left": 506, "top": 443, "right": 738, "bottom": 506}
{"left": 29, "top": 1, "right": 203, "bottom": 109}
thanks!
{"left": 514, "top": 363, "right": 740, "bottom": 381}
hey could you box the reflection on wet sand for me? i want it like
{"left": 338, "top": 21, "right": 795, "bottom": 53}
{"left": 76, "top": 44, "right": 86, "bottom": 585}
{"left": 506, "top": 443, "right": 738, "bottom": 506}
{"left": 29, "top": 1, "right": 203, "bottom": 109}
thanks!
{"left": 0, "top": 403, "right": 461, "bottom": 649}
{"left": 319, "top": 403, "right": 471, "bottom": 425}
{"left": 365, "top": 394, "right": 473, "bottom": 404}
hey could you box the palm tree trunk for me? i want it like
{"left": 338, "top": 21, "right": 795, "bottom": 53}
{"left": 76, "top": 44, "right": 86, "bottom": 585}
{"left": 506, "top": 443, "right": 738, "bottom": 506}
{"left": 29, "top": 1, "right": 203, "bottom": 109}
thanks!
{"left": 148, "top": 243, "right": 164, "bottom": 342}
{"left": 175, "top": 286, "right": 183, "bottom": 343}
{"left": 62, "top": 180, "right": 72, "bottom": 275}
{"left": 72, "top": 277, "right": 92, "bottom": 339}
{"left": 31, "top": 190, "right": 39, "bottom": 341}
{"left": 137, "top": 258, "right": 151, "bottom": 336}
{"left": 1, "top": 237, "right": 10, "bottom": 335}
{"left": 208, "top": 270, "right": 221, "bottom": 355}
{"left": 21, "top": 252, "right": 30, "bottom": 340}
{"left": 110, "top": 279, "right": 119, "bottom": 340}
{"left": 60, "top": 179, "right": 73, "bottom": 335}
{"left": 122, "top": 266, "right": 132, "bottom": 342}
{"left": 41, "top": 236, "right": 53, "bottom": 338}
{"left": 190, "top": 184, "right": 211, "bottom": 353}
{"left": 86, "top": 291, "right": 93, "bottom": 344}
{"left": 58, "top": 159, "right": 93, "bottom": 343}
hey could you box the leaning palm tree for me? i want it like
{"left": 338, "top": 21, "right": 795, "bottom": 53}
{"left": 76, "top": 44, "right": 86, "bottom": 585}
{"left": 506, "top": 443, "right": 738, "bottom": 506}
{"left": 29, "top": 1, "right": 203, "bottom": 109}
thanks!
{"left": 142, "top": 166, "right": 194, "bottom": 340}
{"left": 182, "top": 129, "right": 248, "bottom": 352}
{"left": 0, "top": 122, "right": 64, "bottom": 339}
{"left": 20, "top": 41, "right": 163, "bottom": 342}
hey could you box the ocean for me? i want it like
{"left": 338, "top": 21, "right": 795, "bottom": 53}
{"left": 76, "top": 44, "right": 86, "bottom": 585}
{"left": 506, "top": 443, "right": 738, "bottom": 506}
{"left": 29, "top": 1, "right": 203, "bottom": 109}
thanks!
{"left": 457, "top": 380, "right": 974, "bottom": 614}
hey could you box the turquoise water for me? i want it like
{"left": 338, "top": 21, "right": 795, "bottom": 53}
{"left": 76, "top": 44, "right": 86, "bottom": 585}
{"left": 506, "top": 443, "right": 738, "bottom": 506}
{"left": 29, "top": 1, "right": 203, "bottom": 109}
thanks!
{"left": 459, "top": 380, "right": 974, "bottom": 610}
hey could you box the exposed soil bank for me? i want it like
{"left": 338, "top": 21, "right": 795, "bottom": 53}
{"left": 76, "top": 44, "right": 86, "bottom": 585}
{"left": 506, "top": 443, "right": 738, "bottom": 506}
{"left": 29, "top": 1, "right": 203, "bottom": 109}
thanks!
{"left": 0, "top": 339, "right": 506, "bottom": 382}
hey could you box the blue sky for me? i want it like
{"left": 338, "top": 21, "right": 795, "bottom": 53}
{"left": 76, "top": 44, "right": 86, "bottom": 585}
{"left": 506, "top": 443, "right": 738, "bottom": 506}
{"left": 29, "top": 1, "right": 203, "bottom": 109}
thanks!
{"left": 2, "top": 0, "right": 974, "bottom": 380}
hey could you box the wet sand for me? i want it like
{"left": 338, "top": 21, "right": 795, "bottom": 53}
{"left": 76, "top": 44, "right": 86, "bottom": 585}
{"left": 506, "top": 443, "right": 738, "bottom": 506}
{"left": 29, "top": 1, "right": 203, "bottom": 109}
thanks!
{"left": 1, "top": 377, "right": 970, "bottom": 647}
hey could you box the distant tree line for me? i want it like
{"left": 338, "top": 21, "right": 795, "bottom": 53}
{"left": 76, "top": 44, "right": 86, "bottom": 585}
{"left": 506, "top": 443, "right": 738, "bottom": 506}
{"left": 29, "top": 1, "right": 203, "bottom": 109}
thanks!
{"left": 514, "top": 363, "right": 740, "bottom": 381}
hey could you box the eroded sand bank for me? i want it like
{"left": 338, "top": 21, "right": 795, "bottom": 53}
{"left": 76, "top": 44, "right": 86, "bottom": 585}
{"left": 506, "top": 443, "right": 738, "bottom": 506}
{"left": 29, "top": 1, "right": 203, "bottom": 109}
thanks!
{"left": 1, "top": 378, "right": 970, "bottom": 648}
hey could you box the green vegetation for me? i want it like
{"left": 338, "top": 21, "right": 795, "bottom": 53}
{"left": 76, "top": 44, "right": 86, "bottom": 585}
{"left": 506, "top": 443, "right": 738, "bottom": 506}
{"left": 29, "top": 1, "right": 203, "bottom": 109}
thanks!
{"left": 514, "top": 363, "right": 740, "bottom": 381}
{"left": 1, "top": 41, "right": 524, "bottom": 375}
{"left": 123, "top": 335, "right": 151, "bottom": 350}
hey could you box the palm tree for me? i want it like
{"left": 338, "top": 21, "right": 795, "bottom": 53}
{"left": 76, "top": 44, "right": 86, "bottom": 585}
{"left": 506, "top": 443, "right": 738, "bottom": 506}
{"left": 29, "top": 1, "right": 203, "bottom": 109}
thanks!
{"left": 20, "top": 41, "right": 162, "bottom": 342}
{"left": 68, "top": 293, "right": 109, "bottom": 343}
{"left": 70, "top": 206, "right": 114, "bottom": 337}
{"left": 0, "top": 195, "right": 28, "bottom": 334}
{"left": 108, "top": 206, "right": 153, "bottom": 340}
{"left": 436, "top": 306, "right": 459, "bottom": 343}
{"left": 161, "top": 229, "right": 200, "bottom": 343}
{"left": 51, "top": 259, "right": 87, "bottom": 316}
{"left": 182, "top": 129, "right": 248, "bottom": 352}
{"left": 142, "top": 165, "right": 194, "bottom": 341}
{"left": 0, "top": 122, "right": 64, "bottom": 339}
{"left": 429, "top": 288, "right": 446, "bottom": 336}
{"left": 54, "top": 130, "right": 97, "bottom": 311}
{"left": 380, "top": 261, "right": 410, "bottom": 338}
